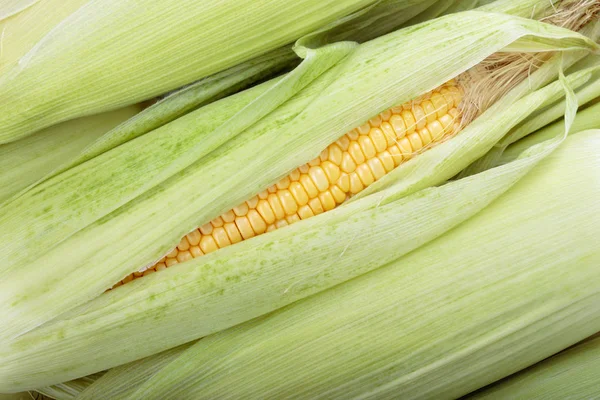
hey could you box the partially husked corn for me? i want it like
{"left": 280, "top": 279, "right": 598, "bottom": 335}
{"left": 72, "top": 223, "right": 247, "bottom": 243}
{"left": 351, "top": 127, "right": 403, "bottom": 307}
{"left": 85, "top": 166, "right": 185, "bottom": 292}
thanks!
{"left": 116, "top": 81, "right": 462, "bottom": 286}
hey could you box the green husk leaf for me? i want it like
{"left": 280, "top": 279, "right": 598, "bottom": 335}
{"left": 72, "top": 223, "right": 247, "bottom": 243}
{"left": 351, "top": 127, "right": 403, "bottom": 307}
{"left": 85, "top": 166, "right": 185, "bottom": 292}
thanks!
{"left": 0, "top": 105, "right": 141, "bottom": 204}
{"left": 0, "top": 0, "right": 385, "bottom": 143}
{"left": 500, "top": 99, "right": 600, "bottom": 164}
{"left": 73, "top": 345, "right": 192, "bottom": 400}
{"left": 35, "top": 374, "right": 103, "bottom": 400}
{"left": 124, "top": 130, "right": 600, "bottom": 400}
{"left": 467, "top": 329, "right": 600, "bottom": 399}
{"left": 0, "top": 0, "right": 88, "bottom": 74}
{"left": 0, "top": 28, "right": 587, "bottom": 389}
{"left": 0, "top": 0, "right": 41, "bottom": 20}
{"left": 47, "top": 46, "right": 299, "bottom": 179}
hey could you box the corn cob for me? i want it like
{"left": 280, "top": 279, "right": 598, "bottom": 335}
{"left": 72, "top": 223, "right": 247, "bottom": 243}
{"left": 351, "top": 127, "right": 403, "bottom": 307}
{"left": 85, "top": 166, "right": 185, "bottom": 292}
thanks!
{"left": 116, "top": 80, "right": 463, "bottom": 285}
{"left": 0, "top": 4, "right": 598, "bottom": 392}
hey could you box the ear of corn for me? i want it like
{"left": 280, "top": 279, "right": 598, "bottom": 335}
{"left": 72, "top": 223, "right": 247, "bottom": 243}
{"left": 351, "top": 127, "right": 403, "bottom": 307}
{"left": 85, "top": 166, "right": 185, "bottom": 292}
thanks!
{"left": 467, "top": 332, "right": 600, "bottom": 399}
{"left": 47, "top": 55, "right": 589, "bottom": 397}
{"left": 0, "top": 0, "right": 397, "bottom": 144}
{"left": 0, "top": 44, "right": 592, "bottom": 391}
{"left": 0, "top": 105, "right": 142, "bottom": 204}
{"left": 84, "top": 127, "right": 600, "bottom": 399}
{"left": 84, "top": 129, "right": 600, "bottom": 400}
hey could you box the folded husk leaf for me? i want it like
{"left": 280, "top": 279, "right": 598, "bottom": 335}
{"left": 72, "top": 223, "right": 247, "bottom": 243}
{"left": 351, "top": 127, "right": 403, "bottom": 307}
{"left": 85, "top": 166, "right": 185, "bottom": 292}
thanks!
{"left": 500, "top": 99, "right": 600, "bottom": 163}
{"left": 121, "top": 130, "right": 600, "bottom": 400}
{"left": 0, "top": 0, "right": 391, "bottom": 143}
{"left": 0, "top": 0, "right": 88, "bottom": 74}
{"left": 0, "top": 105, "right": 141, "bottom": 204}
{"left": 0, "top": 0, "right": 41, "bottom": 20}
{"left": 467, "top": 329, "right": 600, "bottom": 399}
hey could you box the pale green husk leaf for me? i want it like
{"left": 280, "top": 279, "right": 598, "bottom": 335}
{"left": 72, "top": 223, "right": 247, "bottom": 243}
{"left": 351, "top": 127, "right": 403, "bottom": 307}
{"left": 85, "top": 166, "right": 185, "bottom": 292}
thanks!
{"left": 0, "top": 105, "right": 141, "bottom": 204}
{"left": 468, "top": 331, "right": 600, "bottom": 399}
{"left": 0, "top": 0, "right": 385, "bottom": 143}
{"left": 0, "top": 0, "right": 41, "bottom": 20}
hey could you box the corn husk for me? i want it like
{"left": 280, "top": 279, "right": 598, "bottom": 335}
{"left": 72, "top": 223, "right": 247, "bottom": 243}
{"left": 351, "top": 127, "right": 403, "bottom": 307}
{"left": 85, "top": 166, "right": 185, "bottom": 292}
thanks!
{"left": 500, "top": 99, "right": 600, "bottom": 163}
{"left": 35, "top": 374, "right": 103, "bottom": 400}
{"left": 84, "top": 129, "right": 600, "bottom": 400}
{"left": 0, "top": 106, "right": 141, "bottom": 205}
{"left": 0, "top": 0, "right": 40, "bottom": 20}
{"left": 468, "top": 331, "right": 600, "bottom": 399}
{"left": 0, "top": 9, "right": 597, "bottom": 392}
{"left": 0, "top": 0, "right": 89, "bottom": 74}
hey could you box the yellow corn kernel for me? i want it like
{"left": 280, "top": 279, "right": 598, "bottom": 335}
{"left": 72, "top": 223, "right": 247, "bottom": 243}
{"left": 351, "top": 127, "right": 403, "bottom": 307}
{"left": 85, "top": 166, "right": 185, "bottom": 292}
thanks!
{"left": 327, "top": 144, "right": 343, "bottom": 165}
{"left": 257, "top": 199, "right": 276, "bottom": 225}
{"left": 176, "top": 251, "right": 192, "bottom": 263}
{"left": 378, "top": 151, "right": 395, "bottom": 172}
{"left": 224, "top": 222, "right": 242, "bottom": 244}
{"left": 308, "top": 197, "right": 325, "bottom": 215}
{"left": 358, "top": 135, "right": 377, "bottom": 159}
{"left": 298, "top": 204, "right": 315, "bottom": 220}
{"left": 235, "top": 217, "right": 255, "bottom": 240}
{"left": 318, "top": 191, "right": 336, "bottom": 211}
{"left": 369, "top": 128, "right": 387, "bottom": 153}
{"left": 278, "top": 190, "right": 298, "bottom": 216}
{"left": 221, "top": 210, "right": 236, "bottom": 223}
{"left": 336, "top": 173, "right": 350, "bottom": 193}
{"left": 177, "top": 237, "right": 190, "bottom": 251}
{"left": 267, "top": 193, "right": 286, "bottom": 220}
{"left": 419, "top": 127, "right": 433, "bottom": 147}
{"left": 389, "top": 115, "right": 406, "bottom": 138}
{"left": 299, "top": 174, "right": 319, "bottom": 198}
{"left": 348, "top": 141, "right": 366, "bottom": 165}
{"left": 199, "top": 223, "right": 213, "bottom": 235}
{"left": 200, "top": 235, "right": 219, "bottom": 254}
{"left": 380, "top": 122, "right": 397, "bottom": 147}
{"left": 321, "top": 161, "right": 340, "bottom": 184}
{"left": 367, "top": 157, "right": 386, "bottom": 180}
{"left": 247, "top": 209, "right": 267, "bottom": 235}
{"left": 356, "top": 163, "right": 375, "bottom": 186}
{"left": 340, "top": 152, "right": 357, "bottom": 173}
{"left": 357, "top": 123, "right": 371, "bottom": 135}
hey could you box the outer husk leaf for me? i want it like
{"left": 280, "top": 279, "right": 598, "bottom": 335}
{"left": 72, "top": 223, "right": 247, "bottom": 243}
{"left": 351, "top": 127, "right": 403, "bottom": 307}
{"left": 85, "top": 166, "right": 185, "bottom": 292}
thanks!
{"left": 0, "top": 0, "right": 41, "bottom": 20}
{"left": 0, "top": 0, "right": 388, "bottom": 143}
{"left": 125, "top": 130, "right": 600, "bottom": 400}
{"left": 0, "top": 105, "right": 141, "bottom": 204}
{"left": 500, "top": 99, "right": 600, "bottom": 163}
{"left": 466, "top": 331, "right": 600, "bottom": 399}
